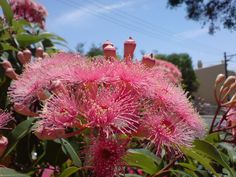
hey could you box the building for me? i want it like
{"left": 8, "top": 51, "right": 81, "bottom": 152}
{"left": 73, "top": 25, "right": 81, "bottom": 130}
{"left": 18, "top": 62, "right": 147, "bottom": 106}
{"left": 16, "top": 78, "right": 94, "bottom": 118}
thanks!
{"left": 194, "top": 63, "right": 235, "bottom": 105}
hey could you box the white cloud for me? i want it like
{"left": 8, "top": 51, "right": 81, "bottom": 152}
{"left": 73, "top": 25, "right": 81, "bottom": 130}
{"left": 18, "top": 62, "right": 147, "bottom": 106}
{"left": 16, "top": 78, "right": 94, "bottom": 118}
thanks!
{"left": 175, "top": 28, "right": 208, "bottom": 39}
{"left": 54, "top": 1, "right": 134, "bottom": 25}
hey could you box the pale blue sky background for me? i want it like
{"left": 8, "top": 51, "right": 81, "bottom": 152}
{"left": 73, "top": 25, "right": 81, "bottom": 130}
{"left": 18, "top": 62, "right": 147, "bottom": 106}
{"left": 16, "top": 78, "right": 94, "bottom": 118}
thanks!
{"left": 37, "top": 0, "right": 236, "bottom": 70}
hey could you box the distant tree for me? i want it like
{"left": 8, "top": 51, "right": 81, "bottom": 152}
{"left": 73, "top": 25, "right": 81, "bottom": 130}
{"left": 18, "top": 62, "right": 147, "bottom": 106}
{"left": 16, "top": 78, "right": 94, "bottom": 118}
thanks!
{"left": 155, "top": 53, "right": 199, "bottom": 96}
{"left": 76, "top": 42, "right": 85, "bottom": 54}
{"left": 86, "top": 44, "right": 103, "bottom": 57}
{"left": 167, "top": 0, "right": 236, "bottom": 34}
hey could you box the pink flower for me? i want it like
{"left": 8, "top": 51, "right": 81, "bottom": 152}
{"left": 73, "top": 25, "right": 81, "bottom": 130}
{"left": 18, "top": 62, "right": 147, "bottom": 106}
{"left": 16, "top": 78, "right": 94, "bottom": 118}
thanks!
{"left": 76, "top": 83, "right": 140, "bottom": 136}
{"left": 141, "top": 111, "right": 195, "bottom": 155}
{"left": 40, "top": 91, "right": 80, "bottom": 128}
{"left": 0, "top": 110, "right": 12, "bottom": 129}
{"left": 9, "top": 0, "right": 48, "bottom": 29}
{"left": 152, "top": 82, "right": 205, "bottom": 137}
{"left": 8, "top": 53, "right": 83, "bottom": 115}
{"left": 142, "top": 55, "right": 182, "bottom": 84}
{"left": 87, "top": 137, "right": 126, "bottom": 177}
{"left": 8, "top": 52, "right": 205, "bottom": 155}
{"left": 155, "top": 59, "right": 182, "bottom": 84}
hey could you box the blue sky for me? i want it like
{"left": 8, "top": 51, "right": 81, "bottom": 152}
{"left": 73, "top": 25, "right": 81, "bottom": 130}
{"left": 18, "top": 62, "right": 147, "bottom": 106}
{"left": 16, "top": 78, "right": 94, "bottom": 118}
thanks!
{"left": 37, "top": 0, "right": 236, "bottom": 70}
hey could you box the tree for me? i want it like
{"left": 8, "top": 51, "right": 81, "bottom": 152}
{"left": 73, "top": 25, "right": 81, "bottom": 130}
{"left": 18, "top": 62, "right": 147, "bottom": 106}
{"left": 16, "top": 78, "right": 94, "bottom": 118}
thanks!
{"left": 86, "top": 44, "right": 103, "bottom": 57}
{"left": 155, "top": 53, "right": 199, "bottom": 96}
{"left": 76, "top": 42, "right": 85, "bottom": 54}
{"left": 167, "top": 0, "right": 236, "bottom": 34}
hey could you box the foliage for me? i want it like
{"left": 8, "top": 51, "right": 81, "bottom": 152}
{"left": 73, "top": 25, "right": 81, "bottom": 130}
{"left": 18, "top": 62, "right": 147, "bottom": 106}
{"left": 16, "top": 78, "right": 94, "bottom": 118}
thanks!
{"left": 86, "top": 43, "right": 103, "bottom": 57}
{"left": 155, "top": 53, "right": 199, "bottom": 96}
{"left": 167, "top": 0, "right": 236, "bottom": 34}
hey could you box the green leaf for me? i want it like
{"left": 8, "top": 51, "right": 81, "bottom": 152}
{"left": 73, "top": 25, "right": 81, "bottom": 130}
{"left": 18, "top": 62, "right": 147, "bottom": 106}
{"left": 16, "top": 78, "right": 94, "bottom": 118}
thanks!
{"left": 177, "top": 162, "right": 197, "bottom": 171}
{"left": 60, "top": 139, "right": 82, "bottom": 167}
{"left": 2, "top": 118, "right": 37, "bottom": 158}
{"left": 171, "top": 169, "right": 195, "bottom": 177}
{"left": 181, "top": 146, "right": 220, "bottom": 177}
{"left": 15, "top": 32, "right": 67, "bottom": 48}
{"left": 39, "top": 32, "right": 67, "bottom": 43}
{"left": 205, "top": 132, "right": 220, "bottom": 143}
{"left": 0, "top": 167, "right": 30, "bottom": 177}
{"left": 0, "top": 0, "right": 13, "bottom": 25}
{"left": 123, "top": 148, "right": 161, "bottom": 175}
{"left": 58, "top": 167, "right": 79, "bottom": 177}
{"left": 0, "top": 43, "right": 17, "bottom": 51}
{"left": 15, "top": 34, "right": 44, "bottom": 48}
{"left": 193, "top": 140, "right": 235, "bottom": 176}
{"left": 124, "top": 175, "right": 143, "bottom": 177}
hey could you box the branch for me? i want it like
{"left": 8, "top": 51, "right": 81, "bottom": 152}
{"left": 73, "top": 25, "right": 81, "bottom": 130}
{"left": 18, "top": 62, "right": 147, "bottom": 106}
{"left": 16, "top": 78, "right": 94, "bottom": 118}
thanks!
{"left": 153, "top": 154, "right": 182, "bottom": 177}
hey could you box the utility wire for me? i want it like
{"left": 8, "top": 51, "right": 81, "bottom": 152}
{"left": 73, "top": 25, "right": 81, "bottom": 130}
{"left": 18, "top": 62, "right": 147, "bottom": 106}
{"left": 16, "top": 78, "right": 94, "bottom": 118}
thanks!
{"left": 89, "top": 0, "right": 222, "bottom": 53}
{"left": 57, "top": 0, "right": 221, "bottom": 57}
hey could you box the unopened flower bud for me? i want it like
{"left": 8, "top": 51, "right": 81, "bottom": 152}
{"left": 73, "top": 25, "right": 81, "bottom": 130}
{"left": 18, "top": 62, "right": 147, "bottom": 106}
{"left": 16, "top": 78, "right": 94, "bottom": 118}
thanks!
{"left": 0, "top": 136, "right": 8, "bottom": 157}
{"left": 43, "top": 52, "right": 49, "bottom": 58}
{"left": 104, "top": 44, "right": 116, "bottom": 61}
{"left": 227, "top": 82, "right": 236, "bottom": 96}
{"left": 124, "top": 37, "right": 136, "bottom": 62}
{"left": 223, "top": 76, "right": 236, "bottom": 88}
{"left": 215, "top": 74, "right": 225, "bottom": 85}
{"left": 142, "top": 55, "right": 156, "bottom": 68}
{"left": 50, "top": 80, "right": 67, "bottom": 95}
{"left": 36, "top": 89, "right": 50, "bottom": 101}
{"left": 5, "top": 68, "right": 18, "bottom": 80}
{"left": 17, "top": 51, "right": 26, "bottom": 64}
{"left": 23, "top": 49, "right": 32, "bottom": 63}
{"left": 1, "top": 60, "right": 12, "bottom": 69}
{"left": 14, "top": 103, "right": 38, "bottom": 117}
{"left": 34, "top": 127, "right": 65, "bottom": 140}
{"left": 36, "top": 47, "right": 44, "bottom": 58}
{"left": 102, "top": 40, "right": 113, "bottom": 50}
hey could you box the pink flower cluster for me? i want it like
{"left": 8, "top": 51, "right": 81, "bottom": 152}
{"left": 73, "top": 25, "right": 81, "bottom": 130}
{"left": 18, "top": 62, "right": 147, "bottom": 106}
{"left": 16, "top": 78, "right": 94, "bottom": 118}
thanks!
{"left": 142, "top": 54, "right": 182, "bottom": 84}
{"left": 8, "top": 38, "right": 205, "bottom": 176}
{"left": 0, "top": 110, "right": 12, "bottom": 129}
{"left": 0, "top": 110, "right": 12, "bottom": 156}
{"left": 9, "top": 0, "right": 48, "bottom": 29}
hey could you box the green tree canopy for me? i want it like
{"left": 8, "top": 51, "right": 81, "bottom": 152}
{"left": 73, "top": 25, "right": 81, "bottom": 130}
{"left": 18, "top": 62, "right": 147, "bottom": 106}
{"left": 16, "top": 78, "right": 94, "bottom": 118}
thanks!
{"left": 86, "top": 44, "right": 103, "bottom": 57}
{"left": 167, "top": 0, "right": 236, "bottom": 34}
{"left": 155, "top": 53, "right": 199, "bottom": 96}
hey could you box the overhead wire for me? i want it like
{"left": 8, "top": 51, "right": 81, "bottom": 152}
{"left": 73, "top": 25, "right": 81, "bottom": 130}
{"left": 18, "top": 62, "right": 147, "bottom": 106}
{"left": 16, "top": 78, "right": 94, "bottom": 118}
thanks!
{"left": 56, "top": 0, "right": 221, "bottom": 58}
{"left": 88, "top": 0, "right": 222, "bottom": 53}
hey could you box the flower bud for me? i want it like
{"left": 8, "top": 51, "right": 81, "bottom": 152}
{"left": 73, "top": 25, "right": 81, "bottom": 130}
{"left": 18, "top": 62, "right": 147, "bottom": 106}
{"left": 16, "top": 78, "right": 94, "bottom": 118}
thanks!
{"left": 124, "top": 37, "right": 136, "bottom": 62}
{"left": 5, "top": 68, "right": 18, "bottom": 80}
{"left": 223, "top": 76, "right": 236, "bottom": 88}
{"left": 215, "top": 74, "right": 225, "bottom": 85}
{"left": 102, "top": 40, "right": 113, "bottom": 50}
{"left": 1, "top": 60, "right": 12, "bottom": 69}
{"left": 14, "top": 103, "right": 38, "bottom": 117}
{"left": 0, "top": 136, "right": 8, "bottom": 157}
{"left": 34, "top": 127, "right": 65, "bottom": 140}
{"left": 104, "top": 44, "right": 116, "bottom": 61}
{"left": 43, "top": 52, "right": 49, "bottom": 58}
{"left": 50, "top": 80, "right": 67, "bottom": 95}
{"left": 17, "top": 51, "right": 26, "bottom": 64}
{"left": 36, "top": 47, "right": 44, "bottom": 58}
{"left": 227, "top": 82, "right": 236, "bottom": 96}
{"left": 23, "top": 49, "right": 32, "bottom": 63}
{"left": 36, "top": 89, "right": 50, "bottom": 101}
{"left": 142, "top": 54, "right": 156, "bottom": 68}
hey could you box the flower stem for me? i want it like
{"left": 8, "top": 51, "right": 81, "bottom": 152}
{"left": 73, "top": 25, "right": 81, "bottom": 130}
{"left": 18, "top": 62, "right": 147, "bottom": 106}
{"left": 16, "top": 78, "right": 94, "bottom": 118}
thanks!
{"left": 209, "top": 106, "right": 221, "bottom": 133}
{"left": 153, "top": 154, "right": 182, "bottom": 177}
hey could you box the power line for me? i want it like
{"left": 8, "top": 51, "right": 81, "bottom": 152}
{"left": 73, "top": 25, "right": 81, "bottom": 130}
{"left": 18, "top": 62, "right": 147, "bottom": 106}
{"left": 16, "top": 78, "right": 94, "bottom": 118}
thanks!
{"left": 88, "top": 0, "right": 222, "bottom": 53}
{"left": 56, "top": 0, "right": 221, "bottom": 58}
